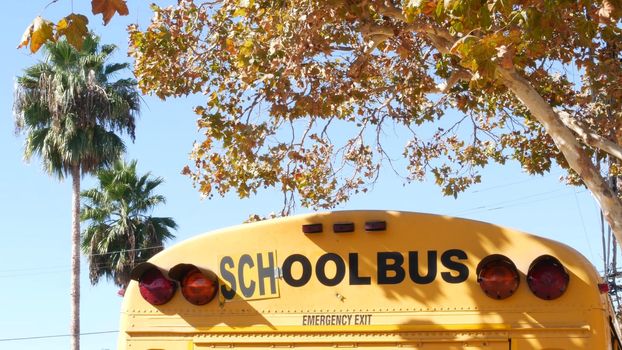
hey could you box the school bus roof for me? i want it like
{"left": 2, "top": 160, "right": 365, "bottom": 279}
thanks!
{"left": 119, "top": 210, "right": 607, "bottom": 340}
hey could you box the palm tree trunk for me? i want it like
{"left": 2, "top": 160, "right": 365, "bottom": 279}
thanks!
{"left": 70, "top": 165, "right": 81, "bottom": 350}
{"left": 129, "top": 227, "right": 136, "bottom": 268}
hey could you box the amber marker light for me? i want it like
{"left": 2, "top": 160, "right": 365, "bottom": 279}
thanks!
{"left": 476, "top": 254, "right": 520, "bottom": 300}
{"left": 169, "top": 263, "right": 218, "bottom": 305}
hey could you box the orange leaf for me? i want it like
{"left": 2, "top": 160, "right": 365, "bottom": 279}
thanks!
{"left": 17, "top": 22, "right": 34, "bottom": 50}
{"left": 56, "top": 14, "right": 89, "bottom": 49}
{"left": 18, "top": 16, "right": 54, "bottom": 53}
{"left": 91, "top": 0, "right": 129, "bottom": 25}
{"left": 495, "top": 45, "right": 515, "bottom": 70}
{"left": 597, "top": 0, "right": 617, "bottom": 22}
{"left": 422, "top": 0, "right": 438, "bottom": 15}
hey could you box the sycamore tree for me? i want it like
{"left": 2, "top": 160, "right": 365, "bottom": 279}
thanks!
{"left": 127, "top": 1, "right": 622, "bottom": 234}
{"left": 21, "top": 1, "right": 622, "bottom": 244}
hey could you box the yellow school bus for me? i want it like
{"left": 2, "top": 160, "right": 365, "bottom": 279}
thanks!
{"left": 118, "top": 211, "right": 621, "bottom": 349}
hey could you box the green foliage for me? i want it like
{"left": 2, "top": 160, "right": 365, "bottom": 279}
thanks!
{"left": 14, "top": 35, "right": 139, "bottom": 178}
{"left": 81, "top": 160, "right": 177, "bottom": 289}
{"left": 14, "top": 34, "right": 141, "bottom": 349}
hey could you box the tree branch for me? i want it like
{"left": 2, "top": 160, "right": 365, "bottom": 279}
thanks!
{"left": 373, "top": 2, "right": 454, "bottom": 53}
{"left": 557, "top": 111, "right": 622, "bottom": 161}
{"left": 348, "top": 23, "right": 393, "bottom": 79}
{"left": 433, "top": 69, "right": 471, "bottom": 93}
{"left": 496, "top": 66, "right": 622, "bottom": 243}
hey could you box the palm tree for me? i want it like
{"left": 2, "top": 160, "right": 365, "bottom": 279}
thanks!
{"left": 81, "top": 160, "right": 177, "bottom": 293}
{"left": 13, "top": 36, "right": 139, "bottom": 350}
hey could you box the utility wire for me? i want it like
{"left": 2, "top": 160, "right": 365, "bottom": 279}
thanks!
{"left": 0, "top": 257, "right": 155, "bottom": 279}
{"left": 3, "top": 187, "right": 587, "bottom": 276}
{"left": 451, "top": 188, "right": 584, "bottom": 216}
{"left": 0, "top": 268, "right": 71, "bottom": 279}
{"left": 573, "top": 189, "right": 596, "bottom": 262}
{"left": 469, "top": 171, "right": 561, "bottom": 194}
{"left": 0, "top": 330, "right": 117, "bottom": 342}
{"left": 88, "top": 245, "right": 163, "bottom": 257}
{"left": 0, "top": 264, "right": 69, "bottom": 273}
{"left": 0, "top": 260, "right": 146, "bottom": 278}
{"left": 0, "top": 245, "right": 164, "bottom": 275}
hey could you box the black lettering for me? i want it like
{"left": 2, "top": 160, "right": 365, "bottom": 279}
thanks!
{"left": 219, "top": 256, "right": 237, "bottom": 300}
{"left": 282, "top": 254, "right": 312, "bottom": 287}
{"left": 349, "top": 253, "right": 371, "bottom": 285}
{"left": 408, "top": 251, "right": 437, "bottom": 284}
{"left": 316, "top": 253, "right": 346, "bottom": 286}
{"left": 441, "top": 249, "right": 469, "bottom": 283}
{"left": 238, "top": 254, "right": 256, "bottom": 298}
{"left": 257, "top": 252, "right": 276, "bottom": 295}
{"left": 354, "top": 314, "right": 372, "bottom": 325}
{"left": 377, "top": 252, "right": 405, "bottom": 284}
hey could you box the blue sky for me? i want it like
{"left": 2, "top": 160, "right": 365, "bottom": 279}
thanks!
{"left": 0, "top": 1, "right": 606, "bottom": 349}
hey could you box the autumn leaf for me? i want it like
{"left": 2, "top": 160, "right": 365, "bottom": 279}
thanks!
{"left": 422, "top": 1, "right": 438, "bottom": 15}
{"left": 495, "top": 45, "right": 515, "bottom": 70}
{"left": 127, "top": 0, "right": 622, "bottom": 236}
{"left": 449, "top": 34, "right": 478, "bottom": 57}
{"left": 56, "top": 14, "right": 89, "bottom": 49}
{"left": 18, "top": 16, "right": 54, "bottom": 53}
{"left": 224, "top": 38, "right": 236, "bottom": 54}
{"left": 404, "top": 0, "right": 437, "bottom": 16}
{"left": 91, "top": 0, "right": 129, "bottom": 25}
{"left": 597, "top": 0, "right": 619, "bottom": 22}
{"left": 17, "top": 25, "right": 33, "bottom": 50}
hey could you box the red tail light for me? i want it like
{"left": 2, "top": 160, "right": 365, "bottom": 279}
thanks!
{"left": 476, "top": 255, "right": 520, "bottom": 300}
{"left": 527, "top": 255, "right": 569, "bottom": 300}
{"left": 169, "top": 264, "right": 218, "bottom": 305}
{"left": 136, "top": 266, "right": 176, "bottom": 305}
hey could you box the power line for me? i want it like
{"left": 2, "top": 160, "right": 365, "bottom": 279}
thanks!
{"left": 0, "top": 245, "right": 165, "bottom": 276}
{"left": 573, "top": 188, "right": 597, "bottom": 263}
{"left": 0, "top": 264, "right": 69, "bottom": 273}
{"left": 469, "top": 171, "right": 561, "bottom": 194}
{"left": 0, "top": 268, "right": 70, "bottom": 279}
{"left": 0, "top": 257, "right": 156, "bottom": 279}
{"left": 0, "top": 330, "right": 118, "bottom": 342}
{"left": 0, "top": 258, "right": 155, "bottom": 279}
{"left": 88, "top": 245, "right": 163, "bottom": 257}
{"left": 451, "top": 188, "right": 584, "bottom": 216}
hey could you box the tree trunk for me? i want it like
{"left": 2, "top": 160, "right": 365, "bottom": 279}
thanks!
{"left": 497, "top": 67, "right": 622, "bottom": 247}
{"left": 70, "top": 165, "right": 81, "bottom": 350}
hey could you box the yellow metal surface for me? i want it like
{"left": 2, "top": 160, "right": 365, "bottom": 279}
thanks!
{"left": 118, "top": 211, "right": 612, "bottom": 349}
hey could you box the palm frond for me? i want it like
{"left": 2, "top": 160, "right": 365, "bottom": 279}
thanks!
{"left": 80, "top": 160, "right": 177, "bottom": 288}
